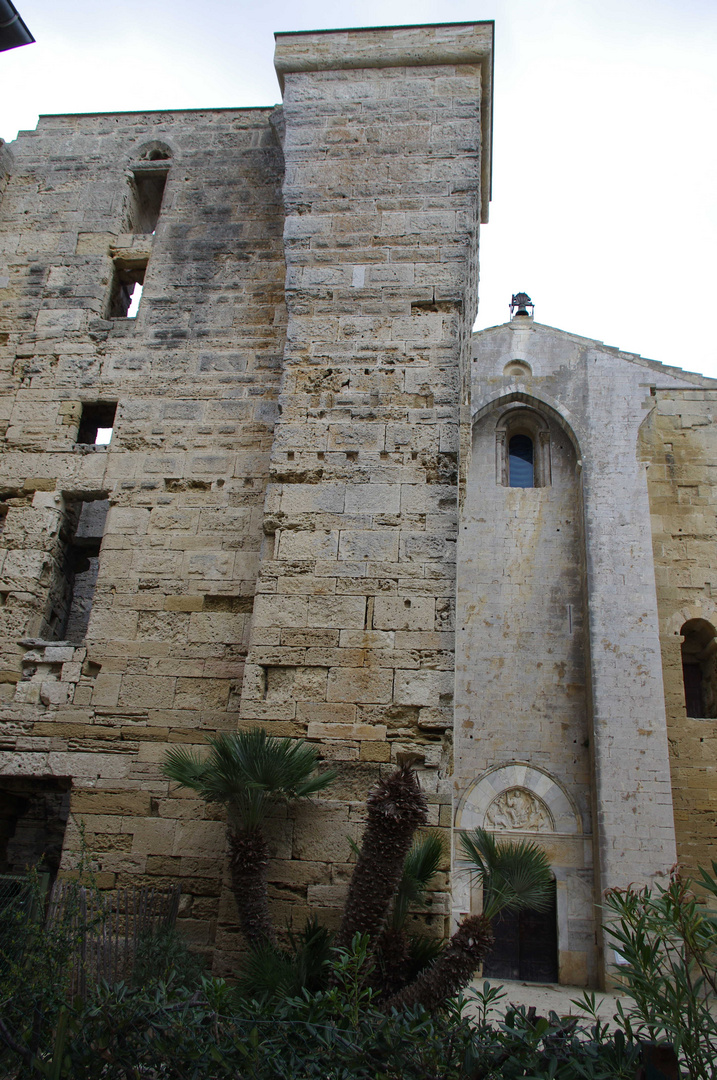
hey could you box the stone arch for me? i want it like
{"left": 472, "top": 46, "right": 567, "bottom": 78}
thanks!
{"left": 666, "top": 598, "right": 717, "bottom": 639}
{"left": 132, "top": 139, "right": 174, "bottom": 163}
{"left": 455, "top": 762, "right": 583, "bottom": 836}
{"left": 453, "top": 764, "right": 593, "bottom": 984}
{"left": 472, "top": 390, "right": 583, "bottom": 462}
{"left": 504, "top": 359, "right": 532, "bottom": 377}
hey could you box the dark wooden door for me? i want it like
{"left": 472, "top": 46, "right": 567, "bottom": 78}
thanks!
{"left": 483, "top": 880, "right": 558, "bottom": 983}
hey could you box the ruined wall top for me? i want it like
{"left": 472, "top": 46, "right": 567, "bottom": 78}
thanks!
{"left": 274, "top": 22, "right": 494, "bottom": 222}
{"left": 274, "top": 21, "right": 494, "bottom": 74}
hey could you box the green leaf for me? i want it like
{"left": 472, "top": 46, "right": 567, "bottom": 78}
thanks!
{"left": 459, "top": 828, "right": 553, "bottom": 920}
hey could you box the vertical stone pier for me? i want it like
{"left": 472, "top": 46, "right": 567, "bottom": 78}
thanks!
{"left": 237, "top": 23, "right": 493, "bottom": 932}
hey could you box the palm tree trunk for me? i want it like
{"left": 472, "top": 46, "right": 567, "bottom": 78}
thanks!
{"left": 376, "top": 926, "right": 412, "bottom": 997}
{"left": 336, "top": 767, "right": 427, "bottom": 949}
{"left": 228, "top": 828, "right": 276, "bottom": 947}
{"left": 382, "top": 915, "right": 493, "bottom": 1013}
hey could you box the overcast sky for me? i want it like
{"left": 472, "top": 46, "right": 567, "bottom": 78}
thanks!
{"left": 2, "top": 0, "right": 716, "bottom": 375}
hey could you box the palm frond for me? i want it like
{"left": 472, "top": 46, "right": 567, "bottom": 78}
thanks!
{"left": 162, "top": 746, "right": 210, "bottom": 794}
{"left": 162, "top": 729, "right": 335, "bottom": 830}
{"left": 407, "top": 932, "right": 445, "bottom": 975}
{"left": 392, "top": 832, "right": 445, "bottom": 930}
{"left": 236, "top": 916, "right": 333, "bottom": 1000}
{"left": 459, "top": 827, "right": 553, "bottom": 921}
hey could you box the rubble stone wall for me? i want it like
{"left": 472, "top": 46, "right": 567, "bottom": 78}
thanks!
{"left": 0, "top": 24, "right": 494, "bottom": 968}
{"left": 0, "top": 106, "right": 286, "bottom": 955}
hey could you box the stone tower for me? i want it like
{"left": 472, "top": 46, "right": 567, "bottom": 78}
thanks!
{"left": 0, "top": 22, "right": 494, "bottom": 972}
{"left": 2, "top": 20, "right": 716, "bottom": 990}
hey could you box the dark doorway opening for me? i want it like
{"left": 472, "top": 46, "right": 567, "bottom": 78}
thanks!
{"left": 483, "top": 878, "right": 558, "bottom": 982}
{"left": 0, "top": 777, "right": 72, "bottom": 887}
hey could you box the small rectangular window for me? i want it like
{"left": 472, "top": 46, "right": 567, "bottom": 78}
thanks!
{"left": 129, "top": 168, "right": 168, "bottom": 234}
{"left": 77, "top": 402, "right": 117, "bottom": 446}
{"left": 108, "top": 261, "right": 146, "bottom": 319}
{"left": 44, "top": 499, "right": 109, "bottom": 643}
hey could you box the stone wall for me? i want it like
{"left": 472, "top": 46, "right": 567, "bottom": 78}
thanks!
{"left": 0, "top": 105, "right": 286, "bottom": 956}
{"left": 641, "top": 390, "right": 717, "bottom": 877}
{"left": 233, "top": 25, "right": 492, "bottom": 941}
{"left": 0, "top": 23, "right": 495, "bottom": 969}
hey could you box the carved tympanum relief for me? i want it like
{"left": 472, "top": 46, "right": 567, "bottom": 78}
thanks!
{"left": 485, "top": 787, "right": 554, "bottom": 832}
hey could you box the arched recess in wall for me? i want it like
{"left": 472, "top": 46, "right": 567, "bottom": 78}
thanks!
{"left": 667, "top": 603, "right": 717, "bottom": 719}
{"left": 132, "top": 140, "right": 174, "bottom": 163}
{"left": 455, "top": 394, "right": 594, "bottom": 983}
{"left": 680, "top": 619, "right": 717, "bottom": 718}
{"left": 472, "top": 391, "right": 582, "bottom": 463}
{"left": 455, "top": 764, "right": 587, "bottom": 984}
{"left": 124, "top": 141, "right": 173, "bottom": 235}
{"left": 455, "top": 763, "right": 583, "bottom": 835}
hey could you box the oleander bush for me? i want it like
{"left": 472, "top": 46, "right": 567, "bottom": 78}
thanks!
{"left": 602, "top": 863, "right": 717, "bottom": 1080}
{"left": 0, "top": 915, "right": 643, "bottom": 1080}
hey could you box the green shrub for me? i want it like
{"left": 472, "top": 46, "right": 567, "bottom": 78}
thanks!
{"left": 0, "top": 926, "right": 642, "bottom": 1080}
{"left": 131, "top": 926, "right": 207, "bottom": 989}
{"left": 603, "top": 862, "right": 717, "bottom": 1080}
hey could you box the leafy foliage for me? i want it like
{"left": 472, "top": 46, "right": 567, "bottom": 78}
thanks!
{"left": 163, "top": 729, "right": 335, "bottom": 946}
{"left": 0, "top": 927, "right": 643, "bottom": 1080}
{"left": 131, "top": 926, "right": 207, "bottom": 988}
{"left": 163, "top": 728, "right": 336, "bottom": 832}
{"left": 459, "top": 827, "right": 554, "bottom": 920}
{"left": 603, "top": 863, "right": 717, "bottom": 1080}
{"left": 466, "top": 996, "right": 641, "bottom": 1079}
{"left": 391, "top": 830, "right": 444, "bottom": 931}
{"left": 235, "top": 917, "right": 334, "bottom": 1001}
{"left": 163, "top": 738, "right": 555, "bottom": 1013}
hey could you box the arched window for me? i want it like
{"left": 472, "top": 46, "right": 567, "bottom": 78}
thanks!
{"left": 681, "top": 619, "right": 717, "bottom": 718}
{"left": 495, "top": 407, "right": 551, "bottom": 488}
{"left": 509, "top": 434, "right": 534, "bottom": 487}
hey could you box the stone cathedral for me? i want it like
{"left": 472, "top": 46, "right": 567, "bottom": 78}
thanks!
{"left": 0, "top": 22, "right": 715, "bottom": 988}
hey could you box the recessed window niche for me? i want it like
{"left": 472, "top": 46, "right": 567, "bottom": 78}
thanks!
{"left": 496, "top": 407, "right": 551, "bottom": 488}
{"left": 504, "top": 359, "right": 532, "bottom": 378}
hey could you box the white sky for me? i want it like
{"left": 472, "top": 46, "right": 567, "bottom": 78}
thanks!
{"left": 2, "top": 0, "right": 716, "bottom": 375}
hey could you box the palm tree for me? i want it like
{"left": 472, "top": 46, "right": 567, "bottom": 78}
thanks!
{"left": 336, "top": 766, "right": 428, "bottom": 949}
{"left": 458, "top": 827, "right": 554, "bottom": 921}
{"left": 377, "top": 832, "right": 445, "bottom": 996}
{"left": 383, "top": 827, "right": 553, "bottom": 1012}
{"left": 163, "top": 729, "right": 335, "bottom": 947}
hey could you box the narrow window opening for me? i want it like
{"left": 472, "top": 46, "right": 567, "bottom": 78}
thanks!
{"left": 108, "top": 262, "right": 146, "bottom": 319}
{"left": 681, "top": 619, "right": 717, "bottom": 718}
{"left": 509, "top": 434, "right": 534, "bottom": 488}
{"left": 43, "top": 499, "right": 108, "bottom": 644}
{"left": 126, "top": 282, "right": 143, "bottom": 316}
{"left": 128, "top": 169, "right": 168, "bottom": 234}
{"left": 77, "top": 402, "right": 117, "bottom": 446}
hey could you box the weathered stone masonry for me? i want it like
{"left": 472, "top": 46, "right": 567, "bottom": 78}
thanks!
{"left": 0, "top": 23, "right": 494, "bottom": 970}
{"left": 0, "top": 104, "right": 287, "bottom": 956}
{"left": 236, "top": 25, "right": 492, "bottom": 942}
{"left": 1, "top": 20, "right": 716, "bottom": 988}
